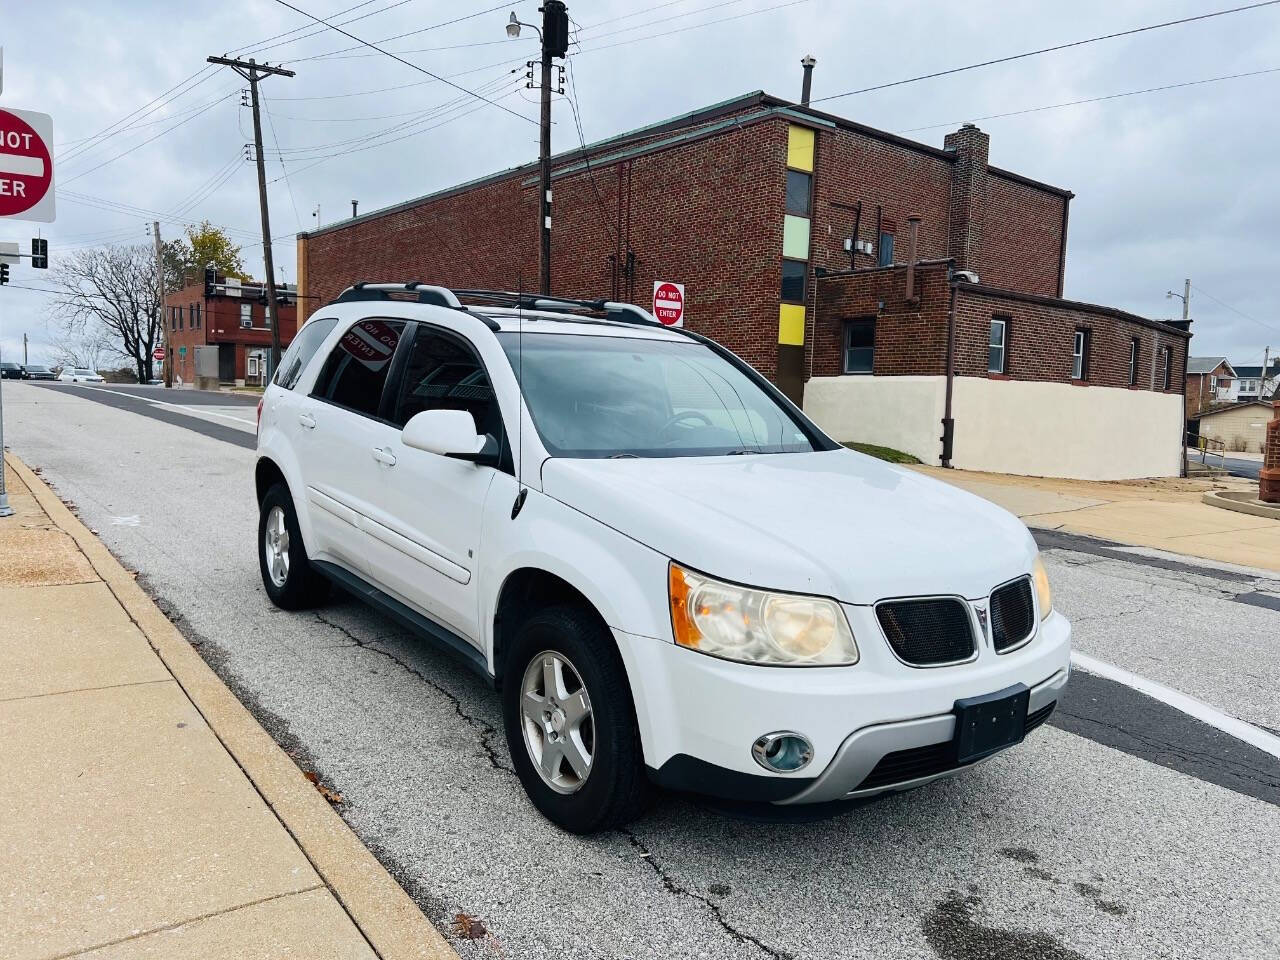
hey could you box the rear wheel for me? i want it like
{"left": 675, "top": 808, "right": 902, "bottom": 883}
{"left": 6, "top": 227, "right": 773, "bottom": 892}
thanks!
{"left": 258, "top": 483, "right": 328, "bottom": 609}
{"left": 502, "top": 605, "right": 650, "bottom": 833}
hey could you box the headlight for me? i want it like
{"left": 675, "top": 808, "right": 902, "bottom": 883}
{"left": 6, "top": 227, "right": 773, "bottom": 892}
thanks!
{"left": 1032, "top": 554, "right": 1053, "bottom": 621}
{"left": 668, "top": 563, "right": 858, "bottom": 666}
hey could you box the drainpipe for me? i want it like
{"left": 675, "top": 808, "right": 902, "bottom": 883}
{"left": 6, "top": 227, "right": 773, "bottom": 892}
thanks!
{"left": 904, "top": 214, "right": 921, "bottom": 303}
{"left": 941, "top": 275, "right": 959, "bottom": 467}
{"left": 800, "top": 55, "right": 816, "bottom": 105}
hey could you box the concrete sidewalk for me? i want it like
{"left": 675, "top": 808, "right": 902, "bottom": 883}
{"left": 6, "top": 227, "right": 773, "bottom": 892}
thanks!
{"left": 918, "top": 466, "right": 1280, "bottom": 572}
{"left": 0, "top": 454, "right": 456, "bottom": 960}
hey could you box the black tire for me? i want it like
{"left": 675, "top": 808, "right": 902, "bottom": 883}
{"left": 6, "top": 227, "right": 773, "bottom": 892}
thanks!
{"left": 258, "top": 482, "right": 329, "bottom": 610}
{"left": 502, "top": 604, "right": 650, "bottom": 833}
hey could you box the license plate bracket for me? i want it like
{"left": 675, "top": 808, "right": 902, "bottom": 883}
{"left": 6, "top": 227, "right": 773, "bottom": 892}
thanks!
{"left": 953, "top": 684, "right": 1029, "bottom": 765}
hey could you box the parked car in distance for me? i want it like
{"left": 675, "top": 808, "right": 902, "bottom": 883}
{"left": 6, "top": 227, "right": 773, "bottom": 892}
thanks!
{"left": 1, "top": 362, "right": 24, "bottom": 379}
{"left": 254, "top": 284, "right": 1071, "bottom": 834}
{"left": 23, "top": 364, "right": 57, "bottom": 381}
{"left": 58, "top": 368, "right": 105, "bottom": 383}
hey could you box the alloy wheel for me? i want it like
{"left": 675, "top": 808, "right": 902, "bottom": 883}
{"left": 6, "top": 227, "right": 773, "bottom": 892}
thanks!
{"left": 520, "top": 650, "right": 595, "bottom": 794}
{"left": 264, "top": 505, "right": 291, "bottom": 588}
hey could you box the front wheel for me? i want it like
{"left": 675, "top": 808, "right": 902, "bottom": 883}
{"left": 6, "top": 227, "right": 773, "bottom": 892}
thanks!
{"left": 502, "top": 605, "right": 650, "bottom": 833}
{"left": 258, "top": 483, "right": 329, "bottom": 609}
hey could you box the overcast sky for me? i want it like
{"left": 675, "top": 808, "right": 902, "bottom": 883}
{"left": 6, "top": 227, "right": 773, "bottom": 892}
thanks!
{"left": 2, "top": 0, "right": 1279, "bottom": 370}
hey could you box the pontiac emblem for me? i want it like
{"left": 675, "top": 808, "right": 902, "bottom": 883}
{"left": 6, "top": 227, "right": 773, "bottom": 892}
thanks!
{"left": 975, "top": 605, "right": 990, "bottom": 639}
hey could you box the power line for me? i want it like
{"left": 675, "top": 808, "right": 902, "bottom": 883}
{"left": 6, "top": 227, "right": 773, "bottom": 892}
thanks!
{"left": 1192, "top": 284, "right": 1280, "bottom": 335}
{"left": 265, "top": 53, "right": 528, "bottom": 100}
{"left": 268, "top": 0, "right": 536, "bottom": 124}
{"left": 231, "top": 0, "right": 384, "bottom": 56}
{"left": 242, "top": 0, "right": 421, "bottom": 58}
{"left": 897, "top": 66, "right": 1280, "bottom": 133}
{"left": 563, "top": 51, "right": 617, "bottom": 248}
{"left": 261, "top": 90, "right": 303, "bottom": 231}
{"left": 574, "top": 0, "right": 814, "bottom": 57}
{"left": 812, "top": 0, "right": 1280, "bottom": 105}
{"left": 285, "top": 0, "right": 515, "bottom": 63}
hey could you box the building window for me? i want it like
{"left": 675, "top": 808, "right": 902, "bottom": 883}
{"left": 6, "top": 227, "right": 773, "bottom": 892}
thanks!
{"left": 843, "top": 318, "right": 875, "bottom": 374}
{"left": 877, "top": 232, "right": 894, "bottom": 268}
{"left": 247, "top": 355, "right": 259, "bottom": 378}
{"left": 192, "top": 303, "right": 201, "bottom": 329}
{"left": 1129, "top": 338, "right": 1139, "bottom": 386}
{"left": 1072, "top": 329, "right": 1090, "bottom": 380}
{"left": 785, "top": 169, "right": 812, "bottom": 216}
{"left": 988, "top": 317, "right": 1008, "bottom": 374}
{"left": 170, "top": 306, "right": 177, "bottom": 331}
{"left": 1163, "top": 348, "right": 1173, "bottom": 391}
{"left": 178, "top": 305, "right": 184, "bottom": 331}
{"left": 781, "top": 259, "right": 807, "bottom": 303}
{"left": 241, "top": 302, "right": 253, "bottom": 328}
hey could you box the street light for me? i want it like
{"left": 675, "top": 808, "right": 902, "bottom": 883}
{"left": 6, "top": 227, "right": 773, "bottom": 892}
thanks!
{"left": 505, "top": 12, "right": 529, "bottom": 38}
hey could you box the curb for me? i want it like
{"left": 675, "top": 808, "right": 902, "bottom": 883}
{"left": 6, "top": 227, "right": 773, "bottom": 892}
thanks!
{"left": 5, "top": 453, "right": 459, "bottom": 960}
{"left": 1201, "top": 488, "right": 1280, "bottom": 520}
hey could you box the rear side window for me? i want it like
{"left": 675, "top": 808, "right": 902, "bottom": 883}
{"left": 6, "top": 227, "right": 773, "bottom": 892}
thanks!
{"left": 312, "top": 319, "right": 406, "bottom": 417}
{"left": 389, "top": 328, "right": 501, "bottom": 438}
{"left": 274, "top": 316, "right": 338, "bottom": 390}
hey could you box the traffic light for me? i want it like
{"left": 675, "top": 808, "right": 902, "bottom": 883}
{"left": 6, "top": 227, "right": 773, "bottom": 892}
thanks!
{"left": 0, "top": 264, "right": 9, "bottom": 286}
{"left": 543, "top": 0, "right": 569, "bottom": 58}
{"left": 204, "top": 264, "right": 217, "bottom": 297}
{"left": 31, "top": 238, "right": 49, "bottom": 269}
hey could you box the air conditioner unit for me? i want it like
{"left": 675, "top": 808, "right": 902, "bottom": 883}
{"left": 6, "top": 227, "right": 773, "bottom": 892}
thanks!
{"left": 241, "top": 319, "right": 252, "bottom": 329}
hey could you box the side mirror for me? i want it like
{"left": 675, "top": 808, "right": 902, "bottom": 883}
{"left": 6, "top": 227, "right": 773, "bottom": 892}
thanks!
{"left": 402, "top": 409, "right": 499, "bottom": 466}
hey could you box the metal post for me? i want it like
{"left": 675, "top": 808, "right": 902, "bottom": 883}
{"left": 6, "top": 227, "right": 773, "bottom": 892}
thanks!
{"left": 0, "top": 340, "right": 12, "bottom": 517}
{"left": 1182, "top": 278, "right": 1191, "bottom": 321}
{"left": 538, "top": 39, "right": 552, "bottom": 296}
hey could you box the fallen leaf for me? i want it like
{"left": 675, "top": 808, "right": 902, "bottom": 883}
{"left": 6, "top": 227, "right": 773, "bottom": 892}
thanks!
{"left": 302, "top": 770, "right": 344, "bottom": 805}
{"left": 452, "top": 912, "right": 488, "bottom": 940}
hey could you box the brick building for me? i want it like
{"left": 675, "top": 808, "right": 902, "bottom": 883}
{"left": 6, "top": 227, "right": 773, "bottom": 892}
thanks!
{"left": 297, "top": 86, "right": 1191, "bottom": 479}
{"left": 165, "top": 275, "right": 298, "bottom": 387}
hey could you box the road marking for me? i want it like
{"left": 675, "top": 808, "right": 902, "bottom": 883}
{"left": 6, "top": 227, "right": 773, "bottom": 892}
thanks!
{"left": 1071, "top": 650, "right": 1280, "bottom": 761}
{"left": 73, "top": 383, "right": 257, "bottom": 426}
{"left": 110, "top": 515, "right": 141, "bottom": 526}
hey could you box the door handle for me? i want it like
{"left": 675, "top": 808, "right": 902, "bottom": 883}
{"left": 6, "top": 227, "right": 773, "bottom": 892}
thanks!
{"left": 371, "top": 446, "right": 397, "bottom": 467}
{"left": 298, "top": 412, "right": 316, "bottom": 430}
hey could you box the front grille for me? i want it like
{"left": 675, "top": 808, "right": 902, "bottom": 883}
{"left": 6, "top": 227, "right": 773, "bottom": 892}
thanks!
{"left": 990, "top": 576, "right": 1036, "bottom": 652}
{"left": 876, "top": 598, "right": 975, "bottom": 666}
{"left": 854, "top": 701, "right": 1056, "bottom": 792}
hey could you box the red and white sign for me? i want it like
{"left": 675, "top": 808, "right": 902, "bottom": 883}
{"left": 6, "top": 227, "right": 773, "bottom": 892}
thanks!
{"left": 653, "top": 281, "right": 684, "bottom": 327}
{"left": 339, "top": 319, "right": 401, "bottom": 370}
{"left": 152, "top": 346, "right": 166, "bottom": 362}
{"left": 0, "top": 108, "right": 54, "bottom": 222}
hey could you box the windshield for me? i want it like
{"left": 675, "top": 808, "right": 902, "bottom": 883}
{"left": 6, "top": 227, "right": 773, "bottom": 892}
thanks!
{"left": 75, "top": 369, "right": 95, "bottom": 375}
{"left": 497, "top": 332, "right": 819, "bottom": 458}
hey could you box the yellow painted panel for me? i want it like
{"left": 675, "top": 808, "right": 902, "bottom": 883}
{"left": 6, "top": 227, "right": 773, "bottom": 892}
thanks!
{"left": 779, "top": 303, "right": 806, "bottom": 345}
{"left": 787, "top": 125, "right": 815, "bottom": 172}
{"left": 783, "top": 215, "right": 811, "bottom": 259}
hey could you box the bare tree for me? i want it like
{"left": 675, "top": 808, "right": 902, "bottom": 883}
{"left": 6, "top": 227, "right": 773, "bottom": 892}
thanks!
{"left": 52, "top": 321, "right": 113, "bottom": 374}
{"left": 47, "top": 243, "right": 162, "bottom": 384}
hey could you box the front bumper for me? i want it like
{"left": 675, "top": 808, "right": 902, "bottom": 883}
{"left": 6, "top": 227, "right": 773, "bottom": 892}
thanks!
{"left": 617, "top": 608, "right": 1072, "bottom": 805}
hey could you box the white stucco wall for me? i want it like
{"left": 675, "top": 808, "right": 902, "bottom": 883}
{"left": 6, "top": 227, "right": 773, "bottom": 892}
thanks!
{"left": 803, "top": 375, "right": 1185, "bottom": 480}
{"left": 803, "top": 376, "right": 946, "bottom": 464}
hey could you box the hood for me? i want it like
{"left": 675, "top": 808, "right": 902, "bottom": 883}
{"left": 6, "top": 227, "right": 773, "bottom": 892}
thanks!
{"left": 541, "top": 449, "right": 1036, "bottom": 605}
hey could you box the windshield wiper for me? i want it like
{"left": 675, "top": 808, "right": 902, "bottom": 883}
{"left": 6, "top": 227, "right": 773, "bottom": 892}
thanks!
{"left": 607, "top": 453, "right": 639, "bottom": 459}
{"left": 725, "top": 449, "right": 761, "bottom": 455}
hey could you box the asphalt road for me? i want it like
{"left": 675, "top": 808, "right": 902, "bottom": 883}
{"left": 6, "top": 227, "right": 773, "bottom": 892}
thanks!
{"left": 1222, "top": 456, "right": 1263, "bottom": 480}
{"left": 7, "top": 380, "right": 1280, "bottom": 960}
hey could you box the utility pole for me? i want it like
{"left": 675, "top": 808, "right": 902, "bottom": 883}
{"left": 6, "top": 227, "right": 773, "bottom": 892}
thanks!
{"left": 507, "top": 3, "right": 568, "bottom": 295}
{"left": 22, "top": 332, "right": 27, "bottom": 366}
{"left": 1264, "top": 346, "right": 1272, "bottom": 401}
{"left": 153, "top": 221, "right": 169, "bottom": 387}
{"left": 208, "top": 55, "right": 295, "bottom": 372}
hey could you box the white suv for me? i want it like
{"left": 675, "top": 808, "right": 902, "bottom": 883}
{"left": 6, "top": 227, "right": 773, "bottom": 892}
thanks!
{"left": 255, "top": 284, "right": 1070, "bottom": 833}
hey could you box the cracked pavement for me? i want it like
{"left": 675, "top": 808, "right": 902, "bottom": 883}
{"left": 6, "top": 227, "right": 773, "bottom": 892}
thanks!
{"left": 7, "top": 381, "right": 1280, "bottom": 960}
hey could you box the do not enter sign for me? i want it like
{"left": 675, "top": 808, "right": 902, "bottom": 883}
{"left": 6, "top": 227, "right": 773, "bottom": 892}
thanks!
{"left": 653, "top": 281, "right": 684, "bottom": 326}
{"left": 0, "top": 108, "right": 54, "bottom": 222}
{"left": 153, "top": 346, "right": 166, "bottom": 362}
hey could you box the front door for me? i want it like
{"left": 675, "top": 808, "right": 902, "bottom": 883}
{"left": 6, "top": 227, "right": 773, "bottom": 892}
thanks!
{"left": 218, "top": 343, "right": 235, "bottom": 383}
{"left": 360, "top": 325, "right": 505, "bottom": 644}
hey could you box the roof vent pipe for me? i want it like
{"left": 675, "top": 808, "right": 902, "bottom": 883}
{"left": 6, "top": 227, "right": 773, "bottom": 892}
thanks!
{"left": 905, "top": 214, "right": 922, "bottom": 303}
{"left": 800, "top": 55, "right": 816, "bottom": 106}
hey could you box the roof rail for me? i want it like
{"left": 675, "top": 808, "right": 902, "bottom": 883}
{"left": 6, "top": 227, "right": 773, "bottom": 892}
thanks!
{"left": 450, "top": 289, "right": 664, "bottom": 328}
{"left": 334, "top": 282, "right": 463, "bottom": 308}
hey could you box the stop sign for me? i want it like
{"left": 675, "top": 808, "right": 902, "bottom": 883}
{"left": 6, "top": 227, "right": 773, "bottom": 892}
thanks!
{"left": 153, "top": 346, "right": 166, "bottom": 362}
{"left": 0, "top": 108, "right": 55, "bottom": 222}
{"left": 653, "top": 281, "right": 684, "bottom": 326}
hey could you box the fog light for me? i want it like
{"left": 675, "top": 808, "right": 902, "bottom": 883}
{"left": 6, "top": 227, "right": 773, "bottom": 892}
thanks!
{"left": 751, "top": 732, "right": 813, "bottom": 773}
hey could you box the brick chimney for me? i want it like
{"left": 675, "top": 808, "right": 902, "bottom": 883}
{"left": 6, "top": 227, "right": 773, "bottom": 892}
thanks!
{"left": 943, "top": 123, "right": 991, "bottom": 275}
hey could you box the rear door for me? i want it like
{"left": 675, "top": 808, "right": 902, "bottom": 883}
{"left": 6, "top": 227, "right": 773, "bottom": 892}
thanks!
{"left": 359, "top": 324, "right": 507, "bottom": 644}
{"left": 299, "top": 317, "right": 407, "bottom": 576}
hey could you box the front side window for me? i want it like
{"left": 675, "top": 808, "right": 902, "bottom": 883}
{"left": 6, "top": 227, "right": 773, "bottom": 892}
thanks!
{"left": 844, "top": 318, "right": 875, "bottom": 374}
{"left": 311, "top": 318, "right": 405, "bottom": 416}
{"left": 496, "top": 332, "right": 819, "bottom": 458}
{"left": 389, "top": 328, "right": 501, "bottom": 440}
{"left": 989, "top": 317, "right": 1007, "bottom": 374}
{"left": 274, "top": 316, "right": 338, "bottom": 390}
{"left": 785, "top": 169, "right": 812, "bottom": 216}
{"left": 781, "top": 259, "right": 806, "bottom": 303}
{"left": 240, "top": 302, "right": 252, "bottom": 326}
